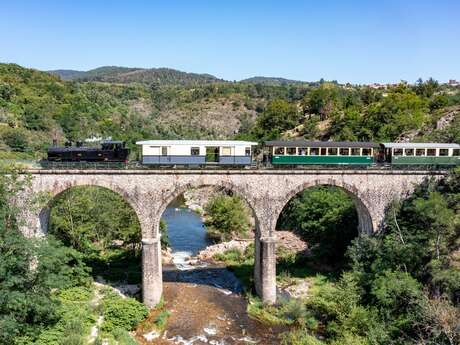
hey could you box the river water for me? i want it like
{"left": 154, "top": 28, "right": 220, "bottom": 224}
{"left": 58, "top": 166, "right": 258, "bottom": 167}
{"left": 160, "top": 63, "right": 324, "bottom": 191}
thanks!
{"left": 162, "top": 204, "right": 210, "bottom": 270}
{"left": 149, "top": 204, "right": 286, "bottom": 345}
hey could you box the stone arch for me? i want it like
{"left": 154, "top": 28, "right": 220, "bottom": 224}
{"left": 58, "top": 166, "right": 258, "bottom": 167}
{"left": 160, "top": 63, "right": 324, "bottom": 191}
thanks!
{"left": 276, "top": 179, "right": 374, "bottom": 236}
{"left": 155, "top": 180, "right": 260, "bottom": 237}
{"left": 35, "top": 181, "right": 144, "bottom": 237}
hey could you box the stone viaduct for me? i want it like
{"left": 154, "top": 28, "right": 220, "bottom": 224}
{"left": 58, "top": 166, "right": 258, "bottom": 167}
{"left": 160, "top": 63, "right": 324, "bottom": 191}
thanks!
{"left": 17, "top": 168, "right": 444, "bottom": 308}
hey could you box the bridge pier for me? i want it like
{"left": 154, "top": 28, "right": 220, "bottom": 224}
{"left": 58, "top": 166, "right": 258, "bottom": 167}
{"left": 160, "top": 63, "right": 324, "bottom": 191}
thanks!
{"left": 254, "top": 236, "right": 277, "bottom": 304}
{"left": 142, "top": 237, "right": 163, "bottom": 308}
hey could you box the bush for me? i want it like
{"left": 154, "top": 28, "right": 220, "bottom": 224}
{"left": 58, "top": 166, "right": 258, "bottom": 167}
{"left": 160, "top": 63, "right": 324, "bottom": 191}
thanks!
{"left": 100, "top": 291, "right": 149, "bottom": 332}
{"left": 160, "top": 219, "right": 170, "bottom": 249}
{"left": 280, "top": 330, "right": 324, "bottom": 345}
{"left": 204, "top": 194, "right": 251, "bottom": 241}
{"left": 34, "top": 286, "right": 95, "bottom": 345}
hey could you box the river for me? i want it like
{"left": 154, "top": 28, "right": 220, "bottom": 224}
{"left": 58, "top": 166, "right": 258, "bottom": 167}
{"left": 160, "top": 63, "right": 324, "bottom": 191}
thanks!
{"left": 144, "top": 203, "right": 285, "bottom": 345}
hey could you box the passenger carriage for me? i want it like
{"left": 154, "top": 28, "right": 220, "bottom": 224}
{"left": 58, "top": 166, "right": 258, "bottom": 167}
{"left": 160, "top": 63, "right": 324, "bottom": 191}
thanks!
{"left": 136, "top": 140, "right": 258, "bottom": 166}
{"left": 381, "top": 143, "right": 460, "bottom": 166}
{"left": 264, "top": 141, "right": 379, "bottom": 166}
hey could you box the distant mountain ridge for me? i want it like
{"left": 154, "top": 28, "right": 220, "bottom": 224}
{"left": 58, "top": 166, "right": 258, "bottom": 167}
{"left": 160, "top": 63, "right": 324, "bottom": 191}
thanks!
{"left": 48, "top": 66, "right": 311, "bottom": 86}
{"left": 240, "top": 76, "right": 307, "bottom": 85}
{"left": 49, "top": 66, "right": 224, "bottom": 86}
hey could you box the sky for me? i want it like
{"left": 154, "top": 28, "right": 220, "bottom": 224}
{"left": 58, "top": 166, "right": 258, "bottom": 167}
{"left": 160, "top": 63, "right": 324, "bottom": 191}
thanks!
{"left": 1, "top": 0, "right": 459, "bottom": 84}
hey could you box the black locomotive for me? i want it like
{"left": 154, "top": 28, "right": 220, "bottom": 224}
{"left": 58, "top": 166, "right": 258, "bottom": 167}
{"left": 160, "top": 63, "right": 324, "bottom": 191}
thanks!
{"left": 47, "top": 140, "right": 129, "bottom": 162}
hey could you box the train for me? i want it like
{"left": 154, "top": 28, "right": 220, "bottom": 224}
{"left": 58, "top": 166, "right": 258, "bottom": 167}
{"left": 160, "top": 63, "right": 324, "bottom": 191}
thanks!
{"left": 44, "top": 139, "right": 460, "bottom": 168}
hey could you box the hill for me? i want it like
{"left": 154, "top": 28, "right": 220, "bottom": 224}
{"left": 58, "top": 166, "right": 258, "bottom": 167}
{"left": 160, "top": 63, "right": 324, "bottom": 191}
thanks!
{"left": 49, "top": 66, "right": 223, "bottom": 86}
{"left": 240, "top": 76, "right": 308, "bottom": 85}
{"left": 48, "top": 69, "right": 87, "bottom": 80}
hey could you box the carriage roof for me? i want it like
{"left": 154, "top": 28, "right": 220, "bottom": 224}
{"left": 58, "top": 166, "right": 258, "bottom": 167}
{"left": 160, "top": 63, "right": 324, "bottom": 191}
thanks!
{"left": 264, "top": 140, "right": 379, "bottom": 148}
{"left": 381, "top": 142, "right": 460, "bottom": 149}
{"left": 136, "top": 140, "right": 258, "bottom": 146}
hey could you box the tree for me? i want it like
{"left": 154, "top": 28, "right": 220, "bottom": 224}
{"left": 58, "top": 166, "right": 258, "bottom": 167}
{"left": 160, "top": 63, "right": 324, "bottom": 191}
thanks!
{"left": 302, "top": 83, "right": 341, "bottom": 120}
{"left": 415, "top": 77, "right": 439, "bottom": 98}
{"left": 2, "top": 128, "right": 28, "bottom": 152}
{"left": 252, "top": 99, "right": 299, "bottom": 140}
{"left": 49, "top": 186, "right": 142, "bottom": 254}
{"left": 204, "top": 194, "right": 251, "bottom": 241}
{"left": 277, "top": 186, "right": 358, "bottom": 262}
{"left": 0, "top": 168, "right": 90, "bottom": 344}
{"left": 363, "top": 88, "right": 429, "bottom": 140}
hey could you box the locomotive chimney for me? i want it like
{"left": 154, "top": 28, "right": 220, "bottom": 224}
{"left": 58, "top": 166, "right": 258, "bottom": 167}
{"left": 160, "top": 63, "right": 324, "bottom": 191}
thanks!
{"left": 52, "top": 139, "right": 57, "bottom": 147}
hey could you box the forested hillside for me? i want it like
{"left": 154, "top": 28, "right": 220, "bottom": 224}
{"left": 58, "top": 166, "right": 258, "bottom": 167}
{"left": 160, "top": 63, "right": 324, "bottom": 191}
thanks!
{"left": 50, "top": 66, "right": 223, "bottom": 85}
{"left": 1, "top": 63, "right": 459, "bottom": 160}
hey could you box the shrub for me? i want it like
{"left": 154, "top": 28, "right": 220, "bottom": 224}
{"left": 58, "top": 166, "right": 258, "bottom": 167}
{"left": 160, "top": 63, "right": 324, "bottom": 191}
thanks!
{"left": 154, "top": 310, "right": 171, "bottom": 331}
{"left": 204, "top": 194, "right": 250, "bottom": 241}
{"left": 34, "top": 286, "right": 95, "bottom": 345}
{"left": 280, "top": 330, "right": 324, "bottom": 345}
{"left": 100, "top": 291, "right": 149, "bottom": 332}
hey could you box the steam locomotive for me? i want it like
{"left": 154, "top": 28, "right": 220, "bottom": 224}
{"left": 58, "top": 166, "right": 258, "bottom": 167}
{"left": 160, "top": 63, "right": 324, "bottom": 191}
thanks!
{"left": 47, "top": 140, "right": 129, "bottom": 162}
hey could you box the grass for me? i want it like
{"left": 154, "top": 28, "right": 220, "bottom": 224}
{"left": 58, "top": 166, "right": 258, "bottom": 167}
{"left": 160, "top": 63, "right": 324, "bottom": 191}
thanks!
{"left": 213, "top": 245, "right": 255, "bottom": 290}
{"left": 135, "top": 297, "right": 171, "bottom": 340}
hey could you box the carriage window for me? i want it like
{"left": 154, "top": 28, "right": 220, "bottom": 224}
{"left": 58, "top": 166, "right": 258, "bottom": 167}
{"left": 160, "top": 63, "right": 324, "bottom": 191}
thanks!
{"left": 286, "top": 147, "right": 297, "bottom": 155}
{"left": 427, "top": 149, "right": 436, "bottom": 156}
{"left": 453, "top": 149, "right": 460, "bottom": 156}
{"left": 393, "top": 149, "right": 403, "bottom": 156}
{"left": 339, "top": 148, "right": 350, "bottom": 156}
{"left": 320, "top": 148, "right": 327, "bottom": 156}
{"left": 328, "top": 148, "right": 338, "bottom": 155}
{"left": 362, "top": 148, "right": 371, "bottom": 156}
{"left": 310, "top": 148, "right": 320, "bottom": 156}
{"left": 191, "top": 147, "right": 200, "bottom": 156}
{"left": 161, "top": 146, "right": 168, "bottom": 156}
{"left": 404, "top": 149, "right": 414, "bottom": 156}
{"left": 245, "top": 147, "right": 251, "bottom": 156}
{"left": 439, "top": 149, "right": 449, "bottom": 156}
{"left": 149, "top": 146, "right": 160, "bottom": 155}
{"left": 351, "top": 148, "right": 361, "bottom": 156}
{"left": 274, "top": 147, "right": 285, "bottom": 155}
{"left": 222, "top": 147, "right": 232, "bottom": 156}
{"left": 298, "top": 148, "right": 307, "bottom": 155}
{"left": 416, "top": 149, "right": 426, "bottom": 156}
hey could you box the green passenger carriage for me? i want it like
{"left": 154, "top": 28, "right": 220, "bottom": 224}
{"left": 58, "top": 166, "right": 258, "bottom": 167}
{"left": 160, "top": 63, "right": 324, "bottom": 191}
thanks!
{"left": 381, "top": 143, "right": 460, "bottom": 166}
{"left": 265, "top": 141, "right": 379, "bottom": 166}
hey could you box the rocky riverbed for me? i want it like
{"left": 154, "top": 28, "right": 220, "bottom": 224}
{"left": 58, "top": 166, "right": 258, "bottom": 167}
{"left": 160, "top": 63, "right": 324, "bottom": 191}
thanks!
{"left": 136, "top": 274, "right": 286, "bottom": 344}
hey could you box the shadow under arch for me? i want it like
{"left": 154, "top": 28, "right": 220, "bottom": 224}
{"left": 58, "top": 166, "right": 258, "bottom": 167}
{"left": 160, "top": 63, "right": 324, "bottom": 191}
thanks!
{"left": 37, "top": 181, "right": 143, "bottom": 237}
{"left": 276, "top": 180, "right": 374, "bottom": 236}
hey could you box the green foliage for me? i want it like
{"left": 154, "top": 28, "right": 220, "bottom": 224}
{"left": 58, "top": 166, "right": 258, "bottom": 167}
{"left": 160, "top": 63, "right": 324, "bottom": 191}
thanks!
{"left": 100, "top": 290, "right": 149, "bottom": 332}
{"left": 278, "top": 186, "right": 358, "bottom": 262}
{"left": 49, "top": 186, "right": 141, "bottom": 254}
{"left": 280, "top": 330, "right": 325, "bottom": 345}
{"left": 0, "top": 169, "right": 91, "bottom": 344}
{"left": 204, "top": 194, "right": 251, "bottom": 241}
{"left": 302, "top": 83, "right": 342, "bottom": 120}
{"left": 34, "top": 287, "right": 95, "bottom": 345}
{"left": 160, "top": 219, "right": 170, "bottom": 249}
{"left": 213, "top": 244, "right": 255, "bottom": 289}
{"left": 153, "top": 310, "right": 171, "bottom": 331}
{"left": 252, "top": 99, "right": 300, "bottom": 140}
